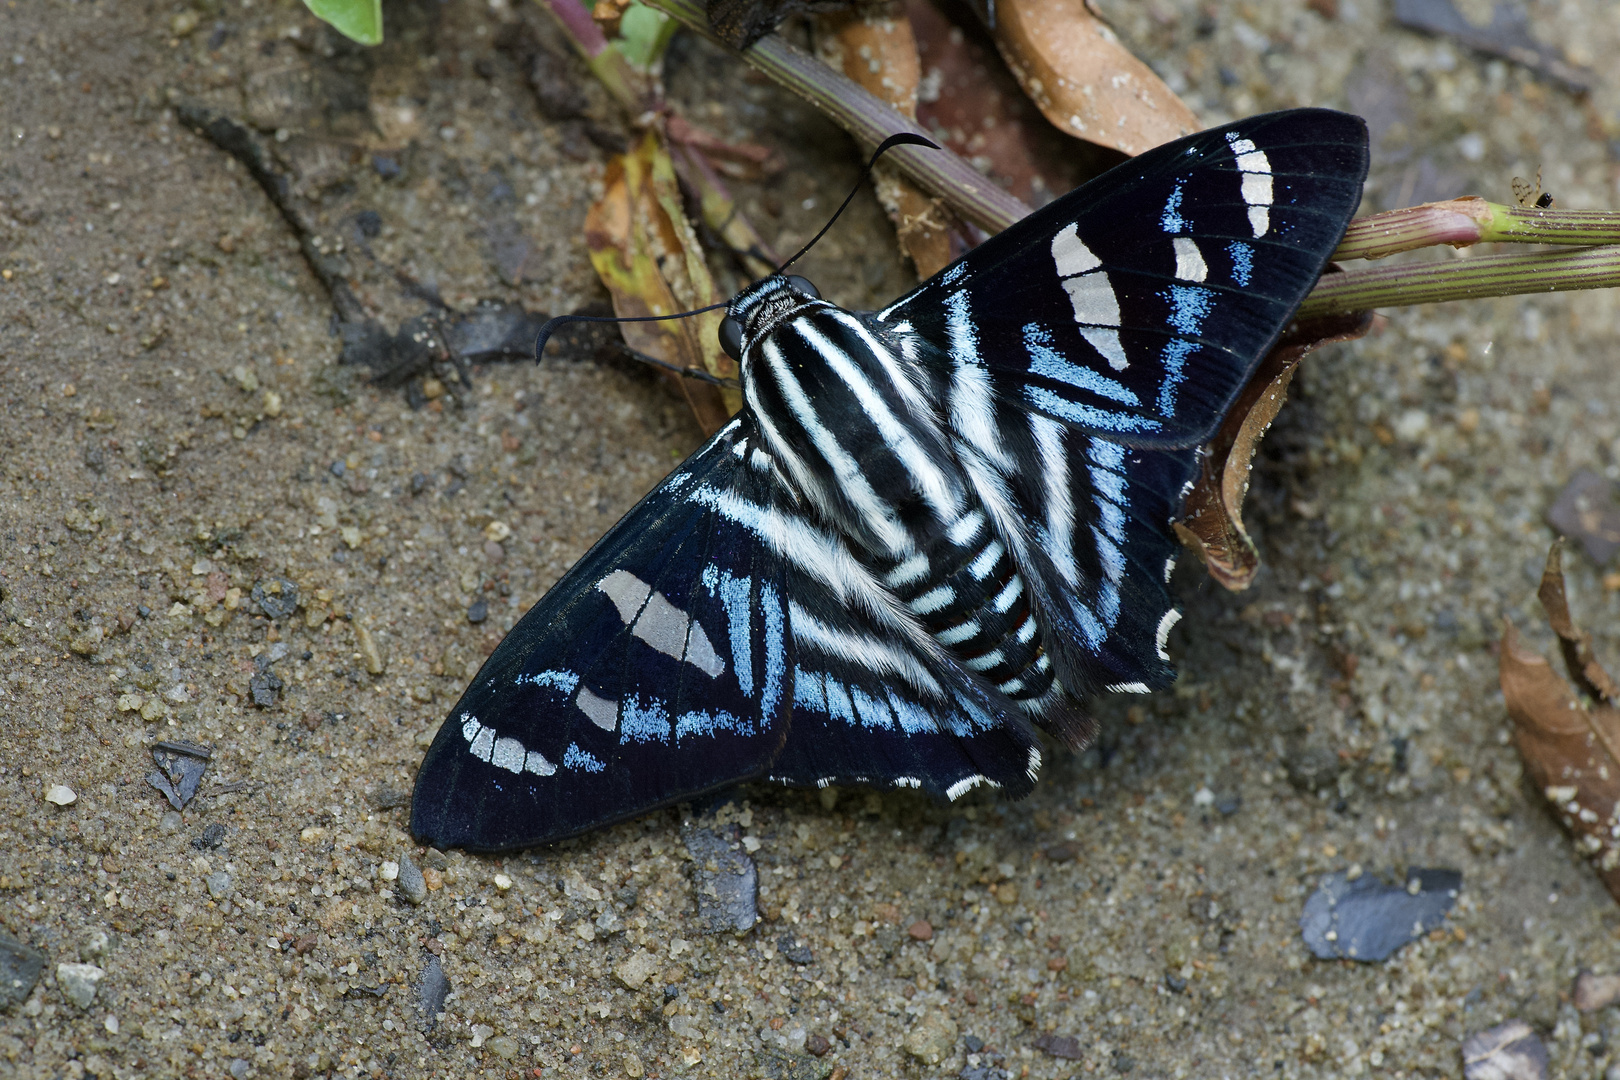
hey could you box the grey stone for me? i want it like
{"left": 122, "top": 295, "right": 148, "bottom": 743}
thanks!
{"left": 205, "top": 871, "right": 233, "bottom": 899}
{"left": 56, "top": 962, "right": 105, "bottom": 1009}
{"left": 418, "top": 956, "right": 449, "bottom": 1027}
{"left": 683, "top": 823, "right": 757, "bottom": 934}
{"left": 1300, "top": 867, "right": 1461, "bottom": 961}
{"left": 0, "top": 930, "right": 46, "bottom": 1008}
{"left": 397, "top": 855, "right": 427, "bottom": 905}
{"left": 1462, "top": 1018, "right": 1548, "bottom": 1080}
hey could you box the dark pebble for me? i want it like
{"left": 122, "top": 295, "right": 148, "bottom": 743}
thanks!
{"left": 1044, "top": 842, "right": 1079, "bottom": 862}
{"left": 372, "top": 154, "right": 401, "bottom": 179}
{"left": 778, "top": 934, "right": 813, "bottom": 965}
{"left": 1216, "top": 795, "right": 1242, "bottom": 816}
{"left": 1164, "top": 973, "right": 1187, "bottom": 993}
{"left": 682, "top": 823, "right": 757, "bottom": 933}
{"left": 1300, "top": 866, "right": 1461, "bottom": 961}
{"left": 137, "top": 605, "right": 151, "bottom": 619}
{"left": 1033, "top": 1033, "right": 1084, "bottom": 1060}
{"left": 466, "top": 600, "right": 488, "bottom": 624}
{"left": 0, "top": 929, "right": 46, "bottom": 1008}
{"left": 418, "top": 956, "right": 450, "bottom": 1027}
{"left": 964, "top": 1034, "right": 985, "bottom": 1054}
{"left": 410, "top": 472, "right": 430, "bottom": 496}
{"left": 806, "top": 1034, "right": 831, "bottom": 1057}
{"left": 192, "top": 823, "right": 228, "bottom": 850}
{"left": 368, "top": 784, "right": 410, "bottom": 811}
{"left": 250, "top": 578, "right": 300, "bottom": 620}
{"left": 354, "top": 209, "right": 382, "bottom": 238}
{"left": 329, "top": 460, "right": 347, "bottom": 478}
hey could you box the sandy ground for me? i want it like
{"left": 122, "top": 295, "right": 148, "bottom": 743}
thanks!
{"left": 4, "top": 0, "right": 1620, "bottom": 1078}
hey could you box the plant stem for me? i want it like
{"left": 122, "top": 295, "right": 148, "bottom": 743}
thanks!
{"left": 1298, "top": 244, "right": 1620, "bottom": 319}
{"left": 1333, "top": 198, "right": 1620, "bottom": 261}
{"left": 640, "top": 0, "right": 1032, "bottom": 234}
{"left": 537, "top": 0, "right": 649, "bottom": 113}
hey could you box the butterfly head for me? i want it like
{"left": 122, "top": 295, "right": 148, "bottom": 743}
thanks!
{"left": 718, "top": 275, "right": 822, "bottom": 363}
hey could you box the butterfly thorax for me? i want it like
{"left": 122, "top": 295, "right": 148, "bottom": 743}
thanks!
{"left": 735, "top": 288, "right": 1060, "bottom": 714}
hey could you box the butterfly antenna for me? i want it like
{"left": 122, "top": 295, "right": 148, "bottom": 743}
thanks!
{"left": 533, "top": 131, "right": 941, "bottom": 362}
{"left": 773, "top": 132, "right": 940, "bottom": 275}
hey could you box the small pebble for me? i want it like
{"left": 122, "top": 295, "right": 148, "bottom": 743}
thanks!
{"left": 494, "top": 873, "right": 513, "bottom": 890}
{"left": 44, "top": 784, "right": 76, "bottom": 806}
{"left": 229, "top": 1057, "right": 250, "bottom": 1079}
{"left": 104, "top": 1015, "right": 119, "bottom": 1034}
{"left": 908, "top": 920, "right": 934, "bottom": 941}
{"left": 902, "top": 1010, "right": 958, "bottom": 1065}
{"left": 1462, "top": 1018, "right": 1548, "bottom": 1080}
{"left": 466, "top": 599, "right": 489, "bottom": 624}
{"left": 193, "top": 823, "right": 227, "bottom": 850}
{"left": 487, "top": 1034, "right": 520, "bottom": 1060}
{"left": 613, "top": 950, "right": 659, "bottom": 991}
{"left": 159, "top": 811, "right": 183, "bottom": 832}
{"left": 398, "top": 856, "right": 428, "bottom": 905}
{"left": 205, "top": 871, "right": 233, "bottom": 899}
{"left": 0, "top": 931, "right": 46, "bottom": 1008}
{"left": 1574, "top": 970, "right": 1620, "bottom": 1012}
{"left": 380, "top": 861, "right": 399, "bottom": 882}
{"left": 56, "top": 962, "right": 105, "bottom": 1009}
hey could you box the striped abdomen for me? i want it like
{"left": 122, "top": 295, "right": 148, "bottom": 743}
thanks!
{"left": 734, "top": 288, "right": 1059, "bottom": 714}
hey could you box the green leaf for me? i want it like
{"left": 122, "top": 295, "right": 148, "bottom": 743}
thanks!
{"left": 611, "top": 3, "right": 676, "bottom": 71}
{"left": 301, "top": 0, "right": 383, "bottom": 45}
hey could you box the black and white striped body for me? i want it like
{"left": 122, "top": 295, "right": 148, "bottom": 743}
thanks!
{"left": 728, "top": 278, "right": 1062, "bottom": 717}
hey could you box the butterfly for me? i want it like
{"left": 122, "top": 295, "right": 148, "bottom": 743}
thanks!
{"left": 411, "top": 108, "right": 1370, "bottom": 851}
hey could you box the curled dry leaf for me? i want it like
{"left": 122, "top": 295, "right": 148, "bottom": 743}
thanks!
{"left": 1174, "top": 311, "right": 1374, "bottom": 590}
{"left": 1499, "top": 541, "right": 1620, "bottom": 903}
{"left": 583, "top": 131, "right": 740, "bottom": 434}
{"left": 967, "top": 0, "right": 1198, "bottom": 156}
{"left": 816, "top": 2, "right": 960, "bottom": 278}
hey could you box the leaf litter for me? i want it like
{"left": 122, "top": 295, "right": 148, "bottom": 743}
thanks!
{"left": 1500, "top": 541, "right": 1620, "bottom": 902}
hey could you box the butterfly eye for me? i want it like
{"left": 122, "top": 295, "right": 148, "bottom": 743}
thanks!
{"left": 718, "top": 315, "right": 744, "bottom": 362}
{"left": 783, "top": 275, "right": 821, "bottom": 301}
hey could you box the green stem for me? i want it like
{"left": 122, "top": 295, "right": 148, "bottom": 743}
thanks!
{"left": 641, "top": 0, "right": 1032, "bottom": 234}
{"left": 1333, "top": 198, "right": 1620, "bottom": 261}
{"left": 1299, "top": 244, "right": 1620, "bottom": 319}
{"left": 536, "top": 0, "right": 650, "bottom": 113}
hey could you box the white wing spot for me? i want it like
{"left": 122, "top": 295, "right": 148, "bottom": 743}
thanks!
{"left": 491, "top": 736, "right": 527, "bottom": 773}
{"left": 1228, "top": 133, "right": 1273, "bottom": 238}
{"left": 683, "top": 621, "right": 726, "bottom": 678}
{"left": 946, "top": 774, "right": 1000, "bottom": 801}
{"left": 1156, "top": 608, "right": 1182, "bottom": 661}
{"left": 632, "top": 590, "right": 689, "bottom": 660}
{"left": 894, "top": 776, "right": 922, "bottom": 789}
{"left": 468, "top": 724, "right": 495, "bottom": 763}
{"left": 598, "top": 570, "right": 651, "bottom": 624}
{"left": 525, "top": 750, "right": 557, "bottom": 776}
{"left": 1051, "top": 223, "right": 1102, "bottom": 276}
{"left": 1052, "top": 224, "right": 1127, "bottom": 370}
{"left": 1172, "top": 236, "right": 1208, "bottom": 282}
{"left": 576, "top": 686, "right": 618, "bottom": 731}
{"left": 1107, "top": 681, "right": 1152, "bottom": 694}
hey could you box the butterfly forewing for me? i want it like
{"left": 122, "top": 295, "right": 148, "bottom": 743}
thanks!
{"left": 411, "top": 421, "right": 794, "bottom": 851}
{"left": 880, "top": 109, "right": 1369, "bottom": 450}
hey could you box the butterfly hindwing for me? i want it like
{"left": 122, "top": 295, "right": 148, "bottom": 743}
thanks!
{"left": 411, "top": 421, "right": 794, "bottom": 851}
{"left": 880, "top": 109, "right": 1369, "bottom": 449}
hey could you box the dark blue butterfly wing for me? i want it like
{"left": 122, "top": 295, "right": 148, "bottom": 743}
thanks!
{"left": 411, "top": 420, "right": 795, "bottom": 851}
{"left": 872, "top": 109, "right": 1366, "bottom": 703}
{"left": 877, "top": 109, "right": 1369, "bottom": 449}
{"left": 412, "top": 422, "right": 1041, "bottom": 851}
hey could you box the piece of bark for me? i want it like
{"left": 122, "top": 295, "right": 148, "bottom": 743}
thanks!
{"left": 963, "top": 0, "right": 1199, "bottom": 155}
{"left": 1174, "top": 311, "right": 1374, "bottom": 590}
{"left": 815, "top": 2, "right": 960, "bottom": 278}
{"left": 582, "top": 132, "right": 739, "bottom": 433}
{"left": 1500, "top": 544, "right": 1620, "bottom": 903}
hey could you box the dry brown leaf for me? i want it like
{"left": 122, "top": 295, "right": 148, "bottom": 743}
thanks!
{"left": 582, "top": 131, "right": 740, "bottom": 434}
{"left": 1537, "top": 540, "right": 1620, "bottom": 707}
{"left": 909, "top": 0, "right": 1102, "bottom": 210}
{"left": 815, "top": 3, "right": 960, "bottom": 278}
{"left": 1501, "top": 544, "right": 1620, "bottom": 903}
{"left": 985, "top": 0, "right": 1198, "bottom": 156}
{"left": 1173, "top": 311, "right": 1374, "bottom": 591}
